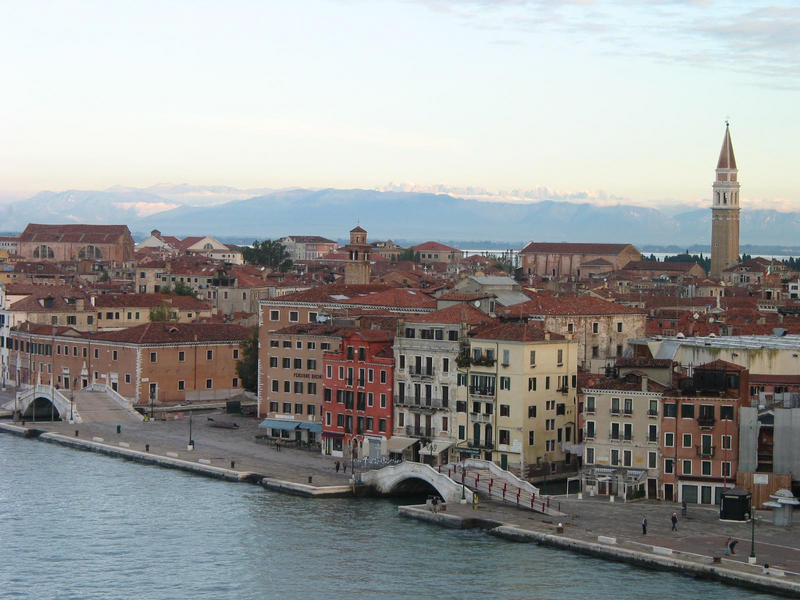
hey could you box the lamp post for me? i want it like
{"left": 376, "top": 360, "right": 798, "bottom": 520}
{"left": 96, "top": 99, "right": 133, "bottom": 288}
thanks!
{"left": 749, "top": 505, "right": 756, "bottom": 563}
{"left": 188, "top": 412, "right": 194, "bottom": 450}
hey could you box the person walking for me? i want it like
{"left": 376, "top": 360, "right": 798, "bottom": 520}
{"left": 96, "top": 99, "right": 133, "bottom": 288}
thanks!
{"left": 641, "top": 515, "right": 647, "bottom": 535}
{"left": 335, "top": 460, "right": 340, "bottom": 473}
{"left": 671, "top": 512, "right": 678, "bottom": 531}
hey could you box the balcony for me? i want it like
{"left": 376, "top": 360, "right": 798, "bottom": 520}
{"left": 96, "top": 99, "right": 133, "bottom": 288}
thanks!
{"left": 609, "top": 408, "right": 621, "bottom": 416}
{"left": 623, "top": 408, "right": 633, "bottom": 416}
{"left": 470, "top": 355, "right": 496, "bottom": 368}
{"left": 408, "top": 366, "right": 435, "bottom": 379}
{"left": 404, "top": 397, "right": 449, "bottom": 411}
{"left": 345, "top": 378, "right": 353, "bottom": 386}
{"left": 356, "top": 378, "right": 365, "bottom": 387}
{"left": 696, "top": 445, "right": 716, "bottom": 458}
{"left": 647, "top": 409, "right": 658, "bottom": 418}
{"left": 406, "top": 425, "right": 436, "bottom": 438}
{"left": 557, "top": 386, "right": 569, "bottom": 395}
{"left": 469, "top": 386, "right": 495, "bottom": 398}
{"left": 697, "top": 416, "right": 716, "bottom": 429}
{"left": 468, "top": 440, "right": 494, "bottom": 450}
{"left": 470, "top": 412, "right": 492, "bottom": 423}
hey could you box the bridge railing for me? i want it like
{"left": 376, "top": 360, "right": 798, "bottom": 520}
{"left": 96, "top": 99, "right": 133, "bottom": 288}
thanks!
{"left": 84, "top": 382, "right": 144, "bottom": 421}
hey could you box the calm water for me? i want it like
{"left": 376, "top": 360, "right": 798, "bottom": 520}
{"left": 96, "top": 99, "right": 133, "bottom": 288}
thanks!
{"left": 0, "top": 434, "right": 777, "bottom": 600}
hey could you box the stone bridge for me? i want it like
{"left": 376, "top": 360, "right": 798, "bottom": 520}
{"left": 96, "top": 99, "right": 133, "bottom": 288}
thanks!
{"left": 4, "top": 385, "right": 79, "bottom": 422}
{"left": 361, "top": 461, "right": 471, "bottom": 503}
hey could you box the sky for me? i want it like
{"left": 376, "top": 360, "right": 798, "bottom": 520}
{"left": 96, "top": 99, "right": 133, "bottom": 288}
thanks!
{"left": 1, "top": 0, "right": 798, "bottom": 210}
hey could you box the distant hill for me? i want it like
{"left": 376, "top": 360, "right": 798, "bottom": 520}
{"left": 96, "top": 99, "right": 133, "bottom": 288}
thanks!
{"left": 5, "top": 186, "right": 800, "bottom": 247}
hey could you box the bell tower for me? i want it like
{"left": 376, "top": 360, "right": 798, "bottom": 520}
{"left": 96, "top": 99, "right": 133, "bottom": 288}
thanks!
{"left": 710, "top": 122, "right": 740, "bottom": 279}
{"left": 344, "top": 226, "right": 371, "bottom": 285}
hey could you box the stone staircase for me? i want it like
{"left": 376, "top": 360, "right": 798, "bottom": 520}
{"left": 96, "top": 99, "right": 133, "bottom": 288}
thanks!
{"left": 71, "top": 389, "right": 143, "bottom": 423}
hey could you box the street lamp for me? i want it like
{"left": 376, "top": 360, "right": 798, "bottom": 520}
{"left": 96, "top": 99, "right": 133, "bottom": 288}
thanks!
{"left": 749, "top": 504, "right": 757, "bottom": 563}
{"left": 188, "top": 412, "right": 194, "bottom": 450}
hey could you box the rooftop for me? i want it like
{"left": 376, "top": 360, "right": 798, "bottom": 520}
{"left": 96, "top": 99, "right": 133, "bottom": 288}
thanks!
{"left": 520, "top": 242, "right": 634, "bottom": 254}
{"left": 469, "top": 321, "right": 564, "bottom": 342}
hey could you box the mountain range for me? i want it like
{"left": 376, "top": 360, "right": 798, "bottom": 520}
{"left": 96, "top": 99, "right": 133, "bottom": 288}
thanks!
{"left": 2, "top": 185, "right": 800, "bottom": 248}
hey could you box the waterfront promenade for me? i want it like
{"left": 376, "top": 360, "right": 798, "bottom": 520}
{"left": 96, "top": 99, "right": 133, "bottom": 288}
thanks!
{"left": 2, "top": 411, "right": 799, "bottom": 595}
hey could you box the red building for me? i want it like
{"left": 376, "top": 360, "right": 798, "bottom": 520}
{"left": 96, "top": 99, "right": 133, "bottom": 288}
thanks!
{"left": 322, "top": 330, "right": 394, "bottom": 459}
{"left": 660, "top": 360, "right": 748, "bottom": 505}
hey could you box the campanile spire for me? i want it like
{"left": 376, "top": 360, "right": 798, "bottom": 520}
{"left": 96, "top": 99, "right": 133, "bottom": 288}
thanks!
{"left": 710, "top": 122, "right": 740, "bottom": 279}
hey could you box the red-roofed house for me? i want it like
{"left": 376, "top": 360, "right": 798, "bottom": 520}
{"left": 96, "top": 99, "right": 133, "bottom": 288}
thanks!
{"left": 322, "top": 329, "right": 395, "bottom": 459}
{"left": 19, "top": 224, "right": 134, "bottom": 264}
{"left": 410, "top": 241, "right": 462, "bottom": 264}
{"left": 519, "top": 242, "right": 640, "bottom": 280}
{"left": 499, "top": 294, "right": 647, "bottom": 372}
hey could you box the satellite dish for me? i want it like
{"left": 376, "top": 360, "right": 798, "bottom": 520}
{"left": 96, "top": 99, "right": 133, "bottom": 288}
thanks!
{"left": 473, "top": 300, "right": 481, "bottom": 307}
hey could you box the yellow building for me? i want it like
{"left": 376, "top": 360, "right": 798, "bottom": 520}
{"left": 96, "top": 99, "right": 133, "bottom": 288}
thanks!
{"left": 455, "top": 321, "right": 579, "bottom": 477}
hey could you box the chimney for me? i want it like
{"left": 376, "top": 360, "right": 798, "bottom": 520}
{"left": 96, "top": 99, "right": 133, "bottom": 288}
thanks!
{"left": 641, "top": 375, "right": 648, "bottom": 392}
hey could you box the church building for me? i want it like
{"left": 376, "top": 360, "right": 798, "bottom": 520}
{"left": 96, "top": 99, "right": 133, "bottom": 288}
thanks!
{"left": 710, "top": 123, "right": 741, "bottom": 279}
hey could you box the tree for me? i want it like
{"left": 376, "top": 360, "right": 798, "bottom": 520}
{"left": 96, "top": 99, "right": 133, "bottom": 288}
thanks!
{"left": 242, "top": 239, "right": 292, "bottom": 272}
{"left": 236, "top": 328, "right": 259, "bottom": 392}
{"left": 397, "top": 248, "right": 420, "bottom": 262}
{"left": 149, "top": 303, "right": 177, "bottom": 322}
{"left": 172, "top": 281, "right": 197, "bottom": 297}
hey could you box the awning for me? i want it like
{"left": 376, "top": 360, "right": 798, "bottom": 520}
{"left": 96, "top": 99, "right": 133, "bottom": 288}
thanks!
{"left": 386, "top": 436, "right": 417, "bottom": 453}
{"left": 258, "top": 419, "right": 300, "bottom": 432}
{"left": 420, "top": 440, "right": 454, "bottom": 456}
{"left": 298, "top": 422, "right": 322, "bottom": 433}
{"left": 322, "top": 431, "right": 345, "bottom": 438}
{"left": 455, "top": 447, "right": 481, "bottom": 455}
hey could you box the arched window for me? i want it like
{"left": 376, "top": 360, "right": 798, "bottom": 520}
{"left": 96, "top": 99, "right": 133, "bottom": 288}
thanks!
{"left": 33, "top": 245, "right": 54, "bottom": 259}
{"left": 78, "top": 245, "right": 103, "bottom": 259}
{"left": 203, "top": 243, "right": 214, "bottom": 250}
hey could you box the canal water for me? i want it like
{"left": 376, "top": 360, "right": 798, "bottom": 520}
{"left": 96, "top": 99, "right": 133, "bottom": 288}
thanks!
{"left": 0, "top": 434, "right": 777, "bottom": 600}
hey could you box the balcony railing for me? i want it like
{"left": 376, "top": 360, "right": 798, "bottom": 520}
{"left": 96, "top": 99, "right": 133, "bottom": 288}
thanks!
{"left": 469, "top": 386, "right": 495, "bottom": 398}
{"left": 468, "top": 440, "right": 494, "bottom": 450}
{"left": 408, "top": 366, "right": 435, "bottom": 379}
{"left": 404, "top": 397, "right": 449, "bottom": 410}
{"left": 557, "top": 386, "right": 569, "bottom": 395}
{"left": 623, "top": 408, "right": 633, "bottom": 416}
{"left": 356, "top": 378, "right": 365, "bottom": 387}
{"left": 470, "top": 412, "right": 492, "bottom": 423}
{"left": 696, "top": 444, "right": 716, "bottom": 458}
{"left": 698, "top": 416, "right": 716, "bottom": 429}
{"left": 406, "top": 425, "right": 436, "bottom": 438}
{"left": 647, "top": 409, "right": 658, "bottom": 417}
{"left": 609, "top": 408, "right": 620, "bottom": 415}
{"left": 470, "top": 356, "right": 496, "bottom": 367}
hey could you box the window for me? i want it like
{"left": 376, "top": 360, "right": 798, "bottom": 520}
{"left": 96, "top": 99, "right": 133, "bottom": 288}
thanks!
{"left": 378, "top": 418, "right": 386, "bottom": 432}
{"left": 610, "top": 422, "right": 620, "bottom": 440}
{"left": 308, "top": 312, "right": 318, "bottom": 323}
{"left": 586, "top": 421, "right": 595, "bottom": 439}
{"left": 380, "top": 370, "right": 387, "bottom": 384}
{"left": 269, "top": 357, "right": 278, "bottom": 368}
{"left": 623, "top": 423, "right": 632, "bottom": 441}
{"left": 289, "top": 311, "right": 299, "bottom": 322}
{"left": 591, "top": 346, "right": 599, "bottom": 359}
{"left": 611, "top": 449, "right": 619, "bottom": 466}
{"left": 721, "top": 435, "right": 732, "bottom": 450}
{"left": 207, "top": 350, "right": 213, "bottom": 360}
{"left": 442, "top": 358, "right": 449, "bottom": 373}
{"left": 648, "top": 424, "right": 657, "bottom": 442}
{"left": 282, "top": 358, "right": 291, "bottom": 369}
{"left": 296, "top": 341, "right": 303, "bottom": 349}
{"left": 178, "top": 380, "right": 185, "bottom": 390}
{"left": 567, "top": 323, "right": 574, "bottom": 334}
{"left": 399, "top": 355, "right": 406, "bottom": 370}
{"left": 611, "top": 397, "right": 620, "bottom": 414}
{"left": 664, "top": 458, "right": 674, "bottom": 474}
{"left": 502, "top": 349, "right": 510, "bottom": 365}
{"left": 592, "top": 322, "right": 599, "bottom": 334}
{"left": 585, "top": 396, "right": 595, "bottom": 412}
{"left": 368, "top": 369, "right": 374, "bottom": 383}
{"left": 337, "top": 414, "right": 344, "bottom": 427}
{"left": 499, "top": 404, "right": 510, "bottom": 417}
{"left": 179, "top": 351, "right": 185, "bottom": 362}
{"left": 272, "top": 380, "right": 279, "bottom": 392}
{"left": 307, "top": 342, "right": 316, "bottom": 350}
{"left": 150, "top": 352, "right": 157, "bottom": 362}
{"left": 682, "top": 460, "right": 692, "bottom": 475}
{"left": 545, "top": 376, "right": 550, "bottom": 390}
{"left": 112, "top": 350, "right": 118, "bottom": 361}
{"left": 233, "top": 349, "right": 239, "bottom": 359}
{"left": 294, "top": 381, "right": 303, "bottom": 394}
{"left": 664, "top": 403, "right": 676, "bottom": 417}
{"left": 720, "top": 405, "right": 734, "bottom": 420}
{"left": 585, "top": 447, "right": 594, "bottom": 463}
{"left": 459, "top": 425, "right": 466, "bottom": 440}
{"left": 499, "top": 430, "right": 510, "bottom": 444}
{"left": 624, "top": 397, "right": 632, "bottom": 414}
{"left": 380, "top": 394, "right": 386, "bottom": 408}
{"left": 284, "top": 381, "right": 291, "bottom": 392}
{"left": 682, "top": 433, "right": 692, "bottom": 448}
{"left": 557, "top": 349, "right": 563, "bottom": 365}
{"left": 205, "top": 378, "right": 213, "bottom": 389}
{"left": 405, "top": 327, "right": 415, "bottom": 338}
{"left": 283, "top": 402, "right": 292, "bottom": 413}
{"left": 324, "top": 388, "right": 332, "bottom": 403}
{"left": 528, "top": 377, "right": 537, "bottom": 391}
{"left": 321, "top": 342, "right": 330, "bottom": 350}
{"left": 722, "top": 462, "right": 731, "bottom": 478}
{"left": 282, "top": 340, "right": 292, "bottom": 348}
{"left": 294, "top": 358, "right": 302, "bottom": 369}
{"left": 441, "top": 417, "right": 448, "bottom": 431}
{"left": 326, "top": 365, "right": 332, "bottom": 378}
{"left": 529, "top": 350, "right": 536, "bottom": 365}
{"left": 367, "top": 392, "right": 374, "bottom": 407}
{"left": 308, "top": 383, "right": 317, "bottom": 395}
{"left": 294, "top": 403, "right": 303, "bottom": 414}
{"left": 648, "top": 452, "right": 657, "bottom": 469}
{"left": 681, "top": 404, "right": 695, "bottom": 419}
{"left": 702, "top": 461, "right": 712, "bottom": 476}
{"left": 125, "top": 373, "right": 131, "bottom": 384}
{"left": 499, "top": 377, "right": 510, "bottom": 391}
{"left": 623, "top": 450, "right": 632, "bottom": 467}
{"left": 270, "top": 340, "right": 279, "bottom": 348}
{"left": 616, "top": 322, "right": 623, "bottom": 333}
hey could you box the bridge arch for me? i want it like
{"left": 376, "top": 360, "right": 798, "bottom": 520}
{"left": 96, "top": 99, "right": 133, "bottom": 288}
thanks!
{"left": 10, "top": 385, "right": 75, "bottom": 422}
{"left": 361, "top": 461, "right": 470, "bottom": 504}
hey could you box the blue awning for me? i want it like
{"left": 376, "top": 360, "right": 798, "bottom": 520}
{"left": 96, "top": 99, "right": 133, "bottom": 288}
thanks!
{"left": 298, "top": 422, "right": 322, "bottom": 433}
{"left": 259, "top": 419, "right": 300, "bottom": 432}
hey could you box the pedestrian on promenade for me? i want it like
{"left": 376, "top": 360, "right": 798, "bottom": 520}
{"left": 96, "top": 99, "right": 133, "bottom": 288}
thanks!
{"left": 725, "top": 538, "right": 737, "bottom": 555}
{"left": 335, "top": 460, "right": 340, "bottom": 473}
{"left": 671, "top": 512, "right": 678, "bottom": 531}
{"left": 343, "top": 463, "right": 347, "bottom": 473}
{"left": 642, "top": 515, "right": 647, "bottom": 535}
{"left": 681, "top": 499, "right": 687, "bottom": 517}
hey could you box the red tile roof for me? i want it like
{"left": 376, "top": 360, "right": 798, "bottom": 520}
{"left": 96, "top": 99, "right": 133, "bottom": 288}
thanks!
{"left": 346, "top": 288, "right": 436, "bottom": 309}
{"left": 272, "top": 283, "right": 392, "bottom": 304}
{"left": 411, "top": 241, "right": 460, "bottom": 252}
{"left": 437, "top": 292, "right": 495, "bottom": 301}
{"left": 408, "top": 303, "right": 492, "bottom": 325}
{"left": 91, "top": 322, "right": 249, "bottom": 344}
{"left": 469, "top": 321, "right": 564, "bottom": 342}
{"left": 621, "top": 261, "right": 701, "bottom": 272}
{"left": 500, "top": 294, "right": 645, "bottom": 317}
{"left": 93, "top": 293, "right": 210, "bottom": 310}
{"left": 694, "top": 359, "right": 747, "bottom": 372}
{"left": 20, "top": 224, "right": 131, "bottom": 244}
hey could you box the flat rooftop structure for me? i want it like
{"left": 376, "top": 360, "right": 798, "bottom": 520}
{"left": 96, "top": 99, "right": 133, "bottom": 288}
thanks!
{"left": 634, "top": 334, "right": 800, "bottom": 352}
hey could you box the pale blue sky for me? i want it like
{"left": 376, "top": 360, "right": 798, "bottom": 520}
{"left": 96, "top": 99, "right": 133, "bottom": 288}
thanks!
{"left": 1, "top": 0, "right": 798, "bottom": 209}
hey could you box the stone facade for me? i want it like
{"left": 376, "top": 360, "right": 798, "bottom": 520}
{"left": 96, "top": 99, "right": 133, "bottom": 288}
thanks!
{"left": 519, "top": 242, "right": 641, "bottom": 280}
{"left": 710, "top": 124, "right": 741, "bottom": 279}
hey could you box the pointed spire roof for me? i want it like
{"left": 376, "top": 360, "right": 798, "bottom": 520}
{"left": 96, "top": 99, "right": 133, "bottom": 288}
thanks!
{"left": 717, "top": 123, "right": 737, "bottom": 170}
